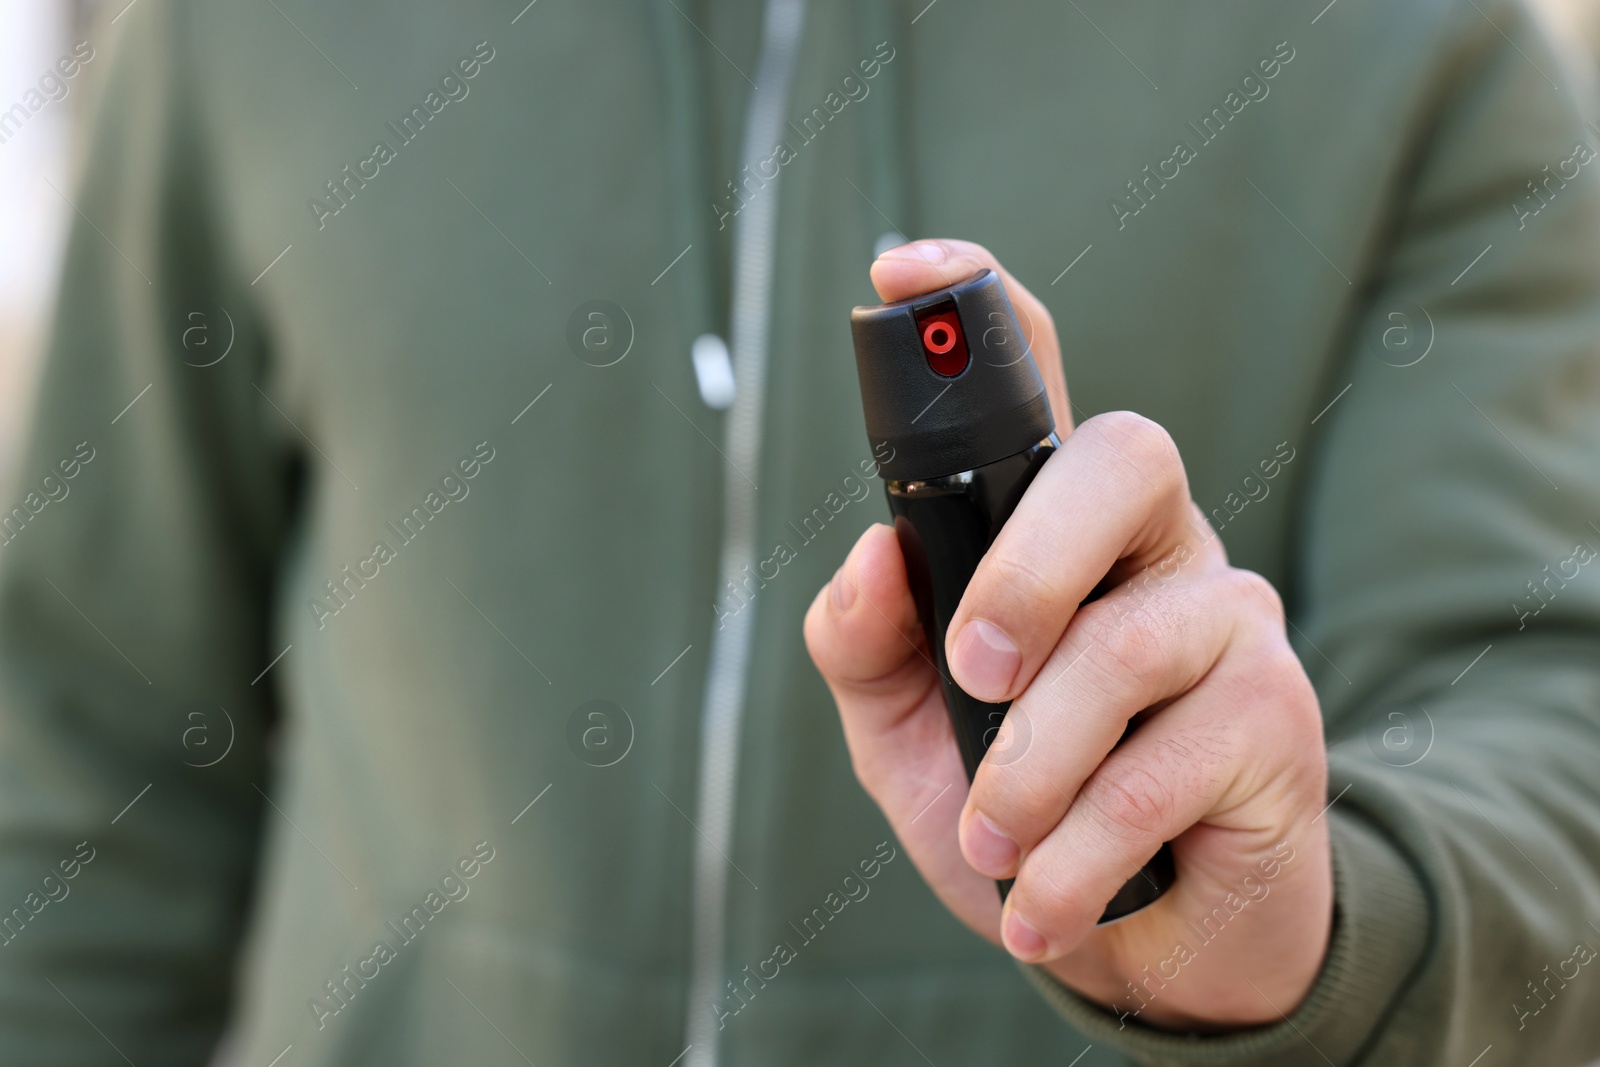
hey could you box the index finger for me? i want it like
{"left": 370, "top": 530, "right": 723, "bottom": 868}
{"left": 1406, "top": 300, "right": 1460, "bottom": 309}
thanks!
{"left": 871, "top": 238, "right": 1071, "bottom": 434}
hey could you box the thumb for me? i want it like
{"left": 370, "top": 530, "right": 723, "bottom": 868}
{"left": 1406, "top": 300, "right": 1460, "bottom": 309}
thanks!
{"left": 804, "top": 523, "right": 933, "bottom": 724}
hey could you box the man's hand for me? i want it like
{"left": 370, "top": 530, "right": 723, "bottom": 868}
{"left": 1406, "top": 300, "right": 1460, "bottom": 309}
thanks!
{"left": 806, "top": 239, "right": 1334, "bottom": 1031}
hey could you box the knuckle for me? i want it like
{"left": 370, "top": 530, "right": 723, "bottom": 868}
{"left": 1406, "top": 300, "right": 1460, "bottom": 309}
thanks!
{"left": 802, "top": 590, "right": 855, "bottom": 679}
{"left": 1265, "top": 651, "right": 1322, "bottom": 732}
{"left": 981, "top": 552, "right": 1056, "bottom": 617}
{"left": 960, "top": 239, "right": 997, "bottom": 262}
{"left": 1009, "top": 860, "right": 1080, "bottom": 934}
{"left": 801, "top": 593, "right": 829, "bottom": 662}
{"left": 971, "top": 763, "right": 1056, "bottom": 839}
{"left": 1076, "top": 596, "right": 1163, "bottom": 683}
{"left": 1263, "top": 642, "right": 1310, "bottom": 690}
{"left": 1080, "top": 759, "right": 1178, "bottom": 844}
{"left": 1229, "top": 567, "right": 1284, "bottom": 619}
{"left": 1219, "top": 638, "right": 1316, "bottom": 737}
{"left": 1087, "top": 411, "right": 1183, "bottom": 488}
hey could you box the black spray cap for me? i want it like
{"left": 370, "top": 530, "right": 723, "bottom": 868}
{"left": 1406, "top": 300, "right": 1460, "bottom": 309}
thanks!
{"left": 851, "top": 268, "right": 1055, "bottom": 482}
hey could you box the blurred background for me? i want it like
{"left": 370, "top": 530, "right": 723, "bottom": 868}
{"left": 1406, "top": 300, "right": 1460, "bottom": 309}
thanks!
{"left": 0, "top": 0, "right": 92, "bottom": 476}
{"left": 0, "top": 0, "right": 1596, "bottom": 483}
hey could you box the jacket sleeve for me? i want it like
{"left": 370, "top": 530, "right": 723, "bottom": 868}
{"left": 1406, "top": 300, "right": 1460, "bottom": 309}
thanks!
{"left": 1023, "top": 1, "right": 1600, "bottom": 1064}
{"left": 0, "top": 3, "right": 299, "bottom": 1062}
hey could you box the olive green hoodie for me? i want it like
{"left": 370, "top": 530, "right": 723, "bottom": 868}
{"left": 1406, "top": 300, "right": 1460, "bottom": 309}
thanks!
{"left": 4, "top": 1, "right": 1600, "bottom": 1065}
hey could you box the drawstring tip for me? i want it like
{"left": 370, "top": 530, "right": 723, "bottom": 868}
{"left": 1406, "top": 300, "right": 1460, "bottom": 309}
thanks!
{"left": 692, "top": 333, "right": 736, "bottom": 410}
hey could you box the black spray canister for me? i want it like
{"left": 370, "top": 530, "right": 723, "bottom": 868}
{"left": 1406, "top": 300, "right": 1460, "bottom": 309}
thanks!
{"left": 850, "top": 268, "right": 1175, "bottom": 924}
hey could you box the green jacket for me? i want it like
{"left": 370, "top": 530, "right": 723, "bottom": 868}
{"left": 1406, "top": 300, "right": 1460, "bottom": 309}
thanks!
{"left": 4, "top": 0, "right": 1600, "bottom": 1064}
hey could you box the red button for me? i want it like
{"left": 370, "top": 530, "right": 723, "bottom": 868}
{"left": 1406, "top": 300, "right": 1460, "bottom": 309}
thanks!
{"left": 923, "top": 321, "right": 957, "bottom": 354}
{"left": 916, "top": 307, "right": 969, "bottom": 377}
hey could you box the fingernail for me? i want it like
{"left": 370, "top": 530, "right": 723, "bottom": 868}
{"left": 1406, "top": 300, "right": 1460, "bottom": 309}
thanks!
{"left": 951, "top": 619, "right": 1021, "bottom": 700}
{"left": 830, "top": 566, "right": 856, "bottom": 611}
{"left": 1003, "top": 908, "right": 1048, "bottom": 961}
{"left": 880, "top": 239, "right": 948, "bottom": 265}
{"left": 964, "top": 811, "right": 1018, "bottom": 878}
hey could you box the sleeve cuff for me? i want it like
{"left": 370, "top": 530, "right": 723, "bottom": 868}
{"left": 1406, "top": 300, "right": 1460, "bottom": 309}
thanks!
{"left": 1021, "top": 812, "right": 1431, "bottom": 1066}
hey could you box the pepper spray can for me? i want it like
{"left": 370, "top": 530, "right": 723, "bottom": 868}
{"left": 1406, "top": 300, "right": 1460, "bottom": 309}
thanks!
{"left": 850, "top": 268, "right": 1175, "bottom": 923}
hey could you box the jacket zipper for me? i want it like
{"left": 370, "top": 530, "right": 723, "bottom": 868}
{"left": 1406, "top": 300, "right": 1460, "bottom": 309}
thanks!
{"left": 682, "top": 1, "right": 808, "bottom": 1065}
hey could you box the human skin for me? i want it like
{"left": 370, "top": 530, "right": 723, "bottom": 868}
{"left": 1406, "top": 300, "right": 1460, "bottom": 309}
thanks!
{"left": 805, "top": 239, "right": 1334, "bottom": 1029}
